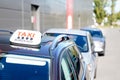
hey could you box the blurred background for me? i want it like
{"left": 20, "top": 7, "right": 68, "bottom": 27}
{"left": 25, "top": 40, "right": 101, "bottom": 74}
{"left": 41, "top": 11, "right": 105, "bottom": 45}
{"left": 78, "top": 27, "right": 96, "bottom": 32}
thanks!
{"left": 0, "top": 0, "right": 120, "bottom": 80}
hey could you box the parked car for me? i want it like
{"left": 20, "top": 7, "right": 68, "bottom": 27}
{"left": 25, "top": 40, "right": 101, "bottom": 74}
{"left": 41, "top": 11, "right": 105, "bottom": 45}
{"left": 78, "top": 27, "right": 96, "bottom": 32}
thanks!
{"left": 43, "top": 28, "right": 98, "bottom": 80}
{"left": 0, "top": 29, "right": 86, "bottom": 80}
{"left": 81, "top": 27, "right": 106, "bottom": 56}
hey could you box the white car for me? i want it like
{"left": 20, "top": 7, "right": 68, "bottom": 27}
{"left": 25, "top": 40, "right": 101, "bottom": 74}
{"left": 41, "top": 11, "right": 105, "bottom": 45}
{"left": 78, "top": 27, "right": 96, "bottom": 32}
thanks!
{"left": 81, "top": 27, "right": 106, "bottom": 56}
{"left": 43, "top": 28, "right": 98, "bottom": 80}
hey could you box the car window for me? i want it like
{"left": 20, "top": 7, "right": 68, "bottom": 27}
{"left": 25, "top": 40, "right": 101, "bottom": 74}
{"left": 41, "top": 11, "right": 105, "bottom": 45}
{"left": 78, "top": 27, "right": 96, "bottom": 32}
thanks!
{"left": 60, "top": 51, "right": 77, "bottom": 80}
{"left": 68, "top": 46, "right": 81, "bottom": 74}
{"left": 45, "top": 33, "right": 89, "bottom": 52}
{"left": 67, "top": 45, "right": 85, "bottom": 80}
{"left": 90, "top": 30, "right": 103, "bottom": 38}
{"left": 75, "top": 35, "right": 88, "bottom": 52}
{"left": 45, "top": 33, "right": 60, "bottom": 37}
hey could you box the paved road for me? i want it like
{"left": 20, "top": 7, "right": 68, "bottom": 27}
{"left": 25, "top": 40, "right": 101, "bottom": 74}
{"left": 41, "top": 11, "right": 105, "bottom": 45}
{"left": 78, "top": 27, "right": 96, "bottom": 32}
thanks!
{"left": 95, "top": 28, "right": 120, "bottom": 80}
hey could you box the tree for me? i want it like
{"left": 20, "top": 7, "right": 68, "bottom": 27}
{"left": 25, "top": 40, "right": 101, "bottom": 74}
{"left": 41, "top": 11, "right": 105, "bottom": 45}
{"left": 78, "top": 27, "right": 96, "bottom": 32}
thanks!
{"left": 116, "top": 12, "right": 120, "bottom": 20}
{"left": 93, "top": 0, "right": 107, "bottom": 24}
{"left": 109, "top": 0, "right": 117, "bottom": 25}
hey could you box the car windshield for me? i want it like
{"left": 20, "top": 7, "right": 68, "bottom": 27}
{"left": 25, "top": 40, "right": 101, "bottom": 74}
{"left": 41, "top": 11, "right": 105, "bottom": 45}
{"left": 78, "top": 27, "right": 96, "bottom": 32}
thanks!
{"left": 45, "top": 33, "right": 89, "bottom": 52}
{"left": 89, "top": 30, "right": 103, "bottom": 38}
{"left": 0, "top": 53, "right": 50, "bottom": 80}
{"left": 74, "top": 35, "right": 88, "bottom": 52}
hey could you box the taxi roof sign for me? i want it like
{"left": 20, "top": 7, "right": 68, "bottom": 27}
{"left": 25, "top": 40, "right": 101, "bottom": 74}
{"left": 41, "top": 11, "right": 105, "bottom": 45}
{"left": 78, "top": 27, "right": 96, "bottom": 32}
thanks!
{"left": 10, "top": 29, "right": 41, "bottom": 47}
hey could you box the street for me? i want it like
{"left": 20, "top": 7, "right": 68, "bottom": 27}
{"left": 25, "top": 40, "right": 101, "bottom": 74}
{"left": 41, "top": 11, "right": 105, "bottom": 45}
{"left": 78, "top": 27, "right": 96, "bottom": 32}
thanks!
{"left": 95, "top": 28, "right": 120, "bottom": 80}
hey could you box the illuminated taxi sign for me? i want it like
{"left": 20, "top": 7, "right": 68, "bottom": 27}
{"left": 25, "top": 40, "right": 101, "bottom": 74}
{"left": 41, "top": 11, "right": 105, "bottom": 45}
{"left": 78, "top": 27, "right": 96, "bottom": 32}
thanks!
{"left": 10, "top": 29, "right": 41, "bottom": 46}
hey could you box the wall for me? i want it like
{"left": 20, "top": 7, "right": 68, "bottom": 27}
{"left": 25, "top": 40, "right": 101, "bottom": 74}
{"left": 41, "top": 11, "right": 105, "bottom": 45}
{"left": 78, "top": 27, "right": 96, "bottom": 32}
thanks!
{"left": 0, "top": 0, "right": 93, "bottom": 33}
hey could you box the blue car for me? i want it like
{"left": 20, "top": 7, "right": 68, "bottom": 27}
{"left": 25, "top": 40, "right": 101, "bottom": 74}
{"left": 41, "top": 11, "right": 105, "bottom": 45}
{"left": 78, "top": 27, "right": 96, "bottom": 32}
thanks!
{"left": 0, "top": 30, "right": 13, "bottom": 44}
{"left": 0, "top": 29, "right": 86, "bottom": 80}
{"left": 43, "top": 28, "right": 98, "bottom": 80}
{"left": 81, "top": 27, "right": 106, "bottom": 56}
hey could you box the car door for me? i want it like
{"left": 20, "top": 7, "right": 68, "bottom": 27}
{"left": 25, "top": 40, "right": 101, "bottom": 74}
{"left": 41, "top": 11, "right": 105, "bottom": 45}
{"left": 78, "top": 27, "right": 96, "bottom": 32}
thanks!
{"left": 88, "top": 33, "right": 97, "bottom": 78}
{"left": 0, "top": 54, "right": 50, "bottom": 80}
{"left": 60, "top": 50, "right": 78, "bottom": 80}
{"left": 67, "top": 45, "right": 85, "bottom": 80}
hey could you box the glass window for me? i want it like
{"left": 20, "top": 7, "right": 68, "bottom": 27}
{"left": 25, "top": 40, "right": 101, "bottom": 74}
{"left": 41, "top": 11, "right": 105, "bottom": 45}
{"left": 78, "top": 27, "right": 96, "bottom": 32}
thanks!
{"left": 60, "top": 51, "right": 77, "bottom": 80}
{"left": 61, "top": 58, "right": 72, "bottom": 80}
{"left": 74, "top": 35, "right": 89, "bottom": 52}
{"left": 46, "top": 33, "right": 60, "bottom": 37}
{"left": 68, "top": 46, "right": 81, "bottom": 75}
{"left": 45, "top": 33, "right": 89, "bottom": 52}
{"left": 90, "top": 31, "right": 103, "bottom": 38}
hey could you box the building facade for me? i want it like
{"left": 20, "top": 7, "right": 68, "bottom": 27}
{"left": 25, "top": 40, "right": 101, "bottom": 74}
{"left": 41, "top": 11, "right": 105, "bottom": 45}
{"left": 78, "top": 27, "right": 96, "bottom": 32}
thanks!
{"left": 0, "top": 0, "right": 93, "bottom": 33}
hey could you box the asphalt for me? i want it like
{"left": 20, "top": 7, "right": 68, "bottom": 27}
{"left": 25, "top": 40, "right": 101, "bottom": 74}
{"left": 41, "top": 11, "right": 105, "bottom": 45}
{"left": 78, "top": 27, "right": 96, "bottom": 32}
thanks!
{"left": 95, "top": 28, "right": 120, "bottom": 80}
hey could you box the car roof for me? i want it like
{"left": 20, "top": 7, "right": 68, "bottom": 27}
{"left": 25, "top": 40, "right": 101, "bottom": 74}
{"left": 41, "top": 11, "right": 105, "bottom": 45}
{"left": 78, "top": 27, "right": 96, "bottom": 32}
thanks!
{"left": 44, "top": 28, "right": 89, "bottom": 36}
{"left": 81, "top": 27, "right": 101, "bottom": 32}
{"left": 0, "top": 34, "right": 73, "bottom": 59}
{"left": 0, "top": 43, "right": 51, "bottom": 58}
{"left": 0, "top": 30, "right": 13, "bottom": 34}
{"left": 0, "top": 30, "right": 13, "bottom": 44}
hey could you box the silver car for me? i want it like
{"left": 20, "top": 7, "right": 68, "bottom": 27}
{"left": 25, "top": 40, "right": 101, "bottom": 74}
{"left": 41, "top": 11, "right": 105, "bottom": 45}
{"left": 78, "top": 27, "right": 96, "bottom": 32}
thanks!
{"left": 81, "top": 27, "right": 106, "bottom": 56}
{"left": 43, "top": 28, "right": 98, "bottom": 80}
